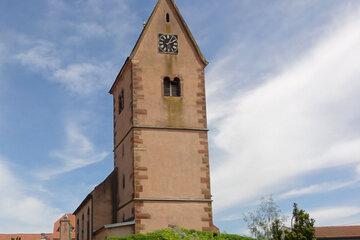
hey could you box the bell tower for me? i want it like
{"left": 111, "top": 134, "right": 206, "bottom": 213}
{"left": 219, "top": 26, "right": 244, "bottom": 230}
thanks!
{"left": 109, "top": 0, "right": 215, "bottom": 233}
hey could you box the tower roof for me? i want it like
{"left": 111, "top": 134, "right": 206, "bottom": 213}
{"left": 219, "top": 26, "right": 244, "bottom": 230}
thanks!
{"left": 130, "top": 0, "right": 208, "bottom": 65}
{"left": 109, "top": 0, "right": 207, "bottom": 94}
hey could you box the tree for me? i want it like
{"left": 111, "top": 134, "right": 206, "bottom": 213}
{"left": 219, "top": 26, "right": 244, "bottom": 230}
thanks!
{"left": 244, "top": 199, "right": 316, "bottom": 240}
{"left": 282, "top": 203, "right": 316, "bottom": 240}
{"left": 271, "top": 219, "right": 284, "bottom": 240}
{"left": 243, "top": 196, "right": 286, "bottom": 240}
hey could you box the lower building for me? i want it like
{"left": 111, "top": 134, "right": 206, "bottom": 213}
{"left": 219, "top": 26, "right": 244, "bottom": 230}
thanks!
{"left": 315, "top": 226, "right": 360, "bottom": 240}
{"left": 0, "top": 214, "right": 76, "bottom": 240}
{"left": 73, "top": 170, "right": 134, "bottom": 240}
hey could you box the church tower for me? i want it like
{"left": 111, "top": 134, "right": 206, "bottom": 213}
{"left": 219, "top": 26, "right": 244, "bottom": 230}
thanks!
{"left": 109, "top": 0, "right": 215, "bottom": 233}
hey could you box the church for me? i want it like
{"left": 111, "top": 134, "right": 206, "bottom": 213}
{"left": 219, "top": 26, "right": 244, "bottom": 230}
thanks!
{"left": 73, "top": 0, "right": 216, "bottom": 238}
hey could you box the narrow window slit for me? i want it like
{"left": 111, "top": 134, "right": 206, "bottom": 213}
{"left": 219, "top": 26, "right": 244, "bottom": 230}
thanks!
{"left": 166, "top": 13, "right": 170, "bottom": 22}
{"left": 118, "top": 89, "right": 124, "bottom": 114}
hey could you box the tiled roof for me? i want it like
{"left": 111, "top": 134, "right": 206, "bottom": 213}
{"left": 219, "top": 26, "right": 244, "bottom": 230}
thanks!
{"left": 315, "top": 226, "right": 360, "bottom": 238}
{"left": 0, "top": 234, "right": 52, "bottom": 240}
{"left": 0, "top": 214, "right": 76, "bottom": 240}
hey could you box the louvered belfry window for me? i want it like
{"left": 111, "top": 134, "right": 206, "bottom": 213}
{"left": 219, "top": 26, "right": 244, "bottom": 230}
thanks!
{"left": 164, "top": 77, "right": 181, "bottom": 97}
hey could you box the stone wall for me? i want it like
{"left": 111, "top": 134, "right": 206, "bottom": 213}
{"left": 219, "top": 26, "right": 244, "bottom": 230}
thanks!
{"left": 92, "top": 170, "right": 118, "bottom": 232}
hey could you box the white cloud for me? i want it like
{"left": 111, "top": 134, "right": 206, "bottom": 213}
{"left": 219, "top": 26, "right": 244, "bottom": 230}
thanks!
{"left": 45, "top": 0, "right": 137, "bottom": 49}
{"left": 210, "top": 8, "right": 360, "bottom": 211}
{"left": 10, "top": 0, "right": 135, "bottom": 96}
{"left": 310, "top": 206, "right": 360, "bottom": 226}
{"left": 0, "top": 156, "right": 61, "bottom": 232}
{"left": 15, "top": 41, "right": 115, "bottom": 95}
{"left": 37, "top": 119, "right": 109, "bottom": 180}
{"left": 15, "top": 41, "right": 60, "bottom": 72}
{"left": 357, "top": 165, "right": 360, "bottom": 175}
{"left": 278, "top": 179, "right": 360, "bottom": 199}
{"left": 75, "top": 22, "right": 106, "bottom": 38}
{"left": 53, "top": 62, "right": 115, "bottom": 95}
{"left": 0, "top": 41, "right": 7, "bottom": 64}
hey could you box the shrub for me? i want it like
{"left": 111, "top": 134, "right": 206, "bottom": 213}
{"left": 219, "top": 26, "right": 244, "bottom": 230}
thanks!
{"left": 107, "top": 228, "right": 253, "bottom": 240}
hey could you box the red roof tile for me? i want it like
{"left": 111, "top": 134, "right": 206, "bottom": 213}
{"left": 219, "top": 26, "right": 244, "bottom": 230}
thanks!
{"left": 315, "top": 226, "right": 360, "bottom": 238}
{"left": 0, "top": 214, "right": 76, "bottom": 240}
{"left": 0, "top": 234, "right": 52, "bottom": 240}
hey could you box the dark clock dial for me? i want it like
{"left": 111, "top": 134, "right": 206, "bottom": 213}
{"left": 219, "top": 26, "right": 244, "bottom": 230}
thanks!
{"left": 158, "top": 34, "right": 178, "bottom": 54}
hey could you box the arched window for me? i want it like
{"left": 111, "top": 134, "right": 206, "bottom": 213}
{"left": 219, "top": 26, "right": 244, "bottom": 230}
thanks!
{"left": 163, "top": 77, "right": 181, "bottom": 97}
{"left": 163, "top": 77, "right": 171, "bottom": 96}
{"left": 172, "top": 77, "right": 181, "bottom": 97}
{"left": 166, "top": 13, "right": 170, "bottom": 23}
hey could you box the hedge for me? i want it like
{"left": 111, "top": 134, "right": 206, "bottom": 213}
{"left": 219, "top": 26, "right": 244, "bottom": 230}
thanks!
{"left": 107, "top": 228, "right": 253, "bottom": 240}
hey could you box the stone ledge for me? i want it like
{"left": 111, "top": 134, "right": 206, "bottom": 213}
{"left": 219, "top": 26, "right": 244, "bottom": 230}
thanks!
{"left": 134, "top": 197, "right": 212, "bottom": 202}
{"left": 104, "top": 221, "right": 136, "bottom": 229}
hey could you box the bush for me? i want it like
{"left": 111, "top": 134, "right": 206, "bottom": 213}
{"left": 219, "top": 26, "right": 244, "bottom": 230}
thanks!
{"left": 107, "top": 228, "right": 253, "bottom": 240}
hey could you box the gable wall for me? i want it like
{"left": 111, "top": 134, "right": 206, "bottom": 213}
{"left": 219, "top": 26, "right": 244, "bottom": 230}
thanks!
{"left": 132, "top": 0, "right": 207, "bottom": 129}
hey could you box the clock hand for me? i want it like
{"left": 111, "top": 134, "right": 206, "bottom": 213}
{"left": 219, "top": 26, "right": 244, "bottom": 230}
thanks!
{"left": 167, "top": 36, "right": 176, "bottom": 44}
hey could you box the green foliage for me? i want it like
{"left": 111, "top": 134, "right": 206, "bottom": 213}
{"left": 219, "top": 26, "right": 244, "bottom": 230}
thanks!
{"left": 107, "top": 228, "right": 253, "bottom": 240}
{"left": 282, "top": 204, "right": 316, "bottom": 240}
{"left": 270, "top": 220, "right": 283, "bottom": 240}
{"left": 245, "top": 198, "right": 316, "bottom": 240}
{"left": 270, "top": 203, "right": 316, "bottom": 240}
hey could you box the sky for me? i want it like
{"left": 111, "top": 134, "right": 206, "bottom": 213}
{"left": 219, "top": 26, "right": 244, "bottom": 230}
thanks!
{"left": 0, "top": 0, "right": 360, "bottom": 235}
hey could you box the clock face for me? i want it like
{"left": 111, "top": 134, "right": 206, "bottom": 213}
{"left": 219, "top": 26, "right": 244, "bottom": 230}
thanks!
{"left": 158, "top": 34, "right": 178, "bottom": 54}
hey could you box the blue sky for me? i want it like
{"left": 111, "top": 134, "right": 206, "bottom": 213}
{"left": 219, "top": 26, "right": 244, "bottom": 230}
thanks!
{"left": 1, "top": 0, "right": 360, "bottom": 235}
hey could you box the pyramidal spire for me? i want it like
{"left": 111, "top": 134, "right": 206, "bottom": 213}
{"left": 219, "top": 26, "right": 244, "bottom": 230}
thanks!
{"left": 129, "top": 0, "right": 207, "bottom": 65}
